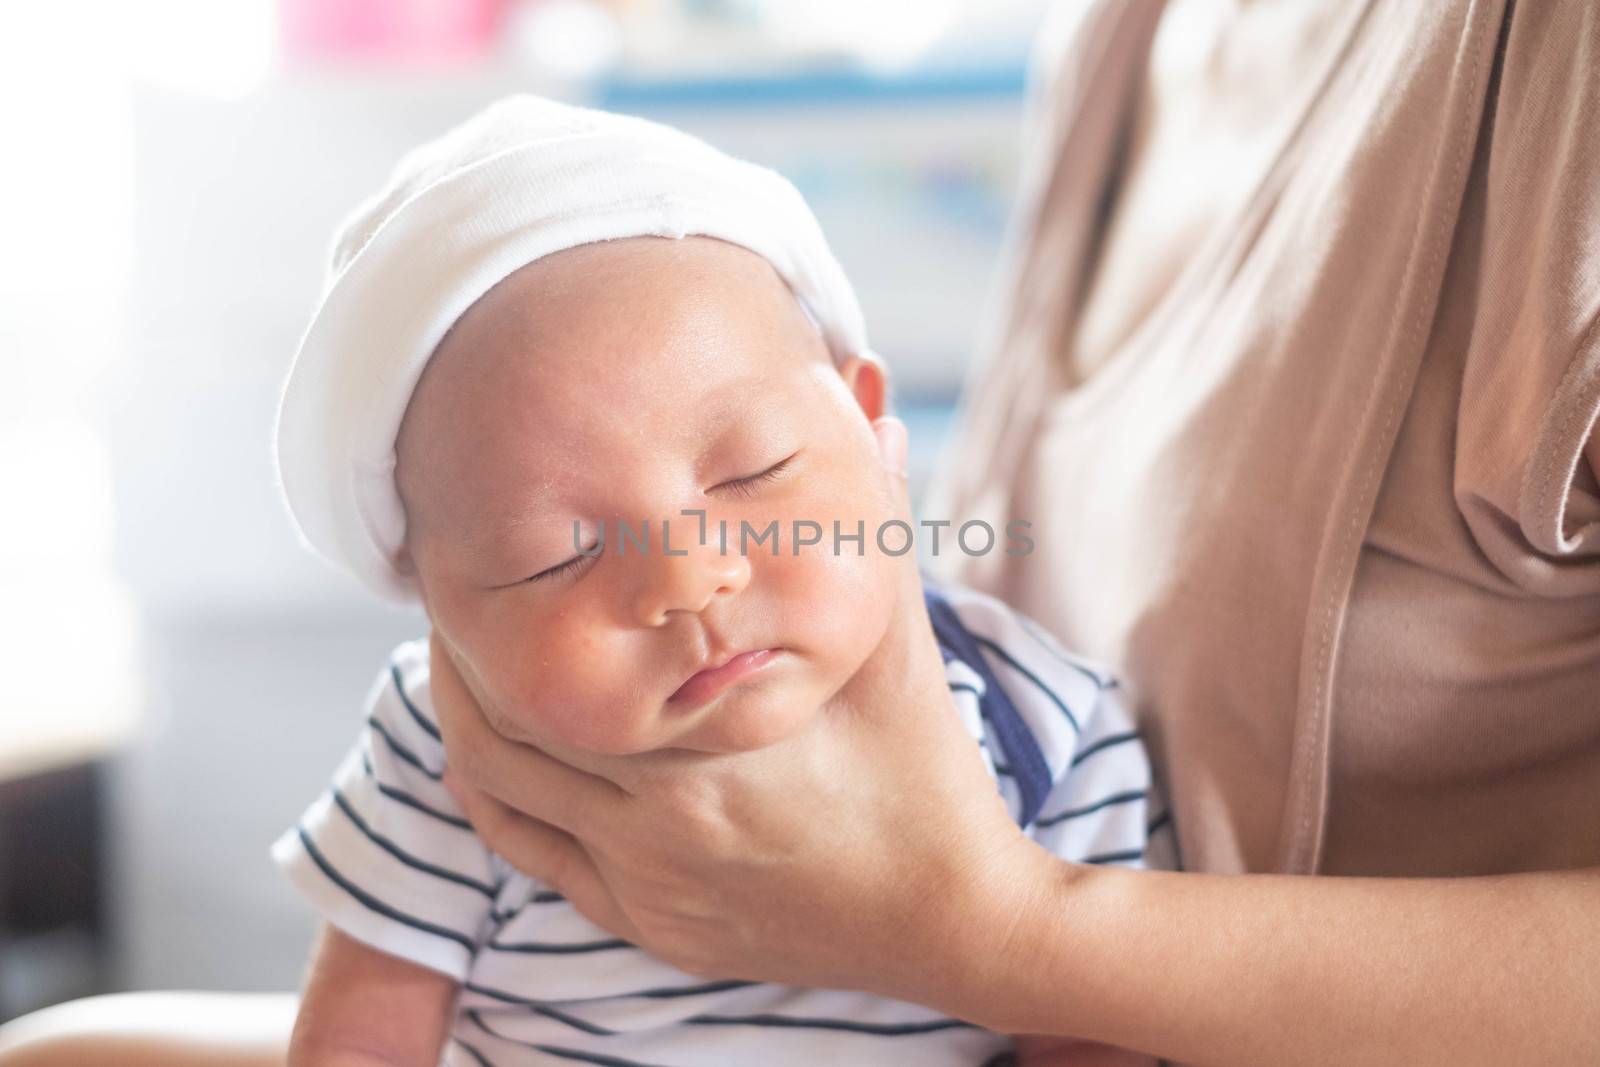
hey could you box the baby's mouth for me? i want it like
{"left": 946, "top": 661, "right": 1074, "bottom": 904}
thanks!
{"left": 667, "top": 648, "right": 781, "bottom": 708}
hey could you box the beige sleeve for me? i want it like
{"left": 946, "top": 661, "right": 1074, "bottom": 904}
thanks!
{"left": 1452, "top": 0, "right": 1600, "bottom": 593}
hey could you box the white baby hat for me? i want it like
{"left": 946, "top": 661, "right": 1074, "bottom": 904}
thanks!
{"left": 274, "top": 95, "right": 871, "bottom": 601}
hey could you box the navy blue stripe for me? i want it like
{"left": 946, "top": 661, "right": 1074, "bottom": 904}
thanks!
{"left": 685, "top": 1012, "right": 974, "bottom": 1036}
{"left": 330, "top": 788, "right": 495, "bottom": 897}
{"left": 948, "top": 681, "right": 982, "bottom": 698}
{"left": 1034, "top": 789, "right": 1147, "bottom": 829}
{"left": 463, "top": 981, "right": 618, "bottom": 1031}
{"left": 491, "top": 890, "right": 565, "bottom": 923}
{"left": 528, "top": 1003, "right": 616, "bottom": 1037}
{"left": 464, "top": 982, "right": 615, "bottom": 1028}
{"left": 632, "top": 979, "right": 758, "bottom": 999}
{"left": 1013, "top": 614, "right": 1113, "bottom": 689}
{"left": 362, "top": 752, "right": 473, "bottom": 831}
{"left": 295, "top": 828, "right": 477, "bottom": 952}
{"left": 1148, "top": 810, "right": 1173, "bottom": 836}
{"left": 1070, "top": 731, "right": 1139, "bottom": 768}
{"left": 924, "top": 583, "right": 1053, "bottom": 826}
{"left": 368, "top": 715, "right": 444, "bottom": 781}
{"left": 464, "top": 979, "right": 546, "bottom": 1007}
{"left": 470, "top": 1013, "right": 669, "bottom": 1067}
{"left": 487, "top": 936, "right": 635, "bottom": 955}
{"left": 972, "top": 635, "right": 1082, "bottom": 735}
{"left": 466, "top": 977, "right": 756, "bottom": 1005}
{"left": 455, "top": 1038, "right": 496, "bottom": 1067}
{"left": 535, "top": 1005, "right": 614, "bottom": 1037}
{"left": 1083, "top": 848, "right": 1144, "bottom": 866}
{"left": 532, "top": 1045, "right": 668, "bottom": 1067}
{"left": 391, "top": 661, "right": 442, "bottom": 741}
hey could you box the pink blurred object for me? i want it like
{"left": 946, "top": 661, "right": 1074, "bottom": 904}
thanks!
{"left": 279, "top": 0, "right": 510, "bottom": 66}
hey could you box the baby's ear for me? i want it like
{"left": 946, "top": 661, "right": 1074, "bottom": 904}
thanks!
{"left": 838, "top": 353, "right": 889, "bottom": 423}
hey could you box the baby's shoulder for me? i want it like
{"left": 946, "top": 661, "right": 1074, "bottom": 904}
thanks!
{"left": 921, "top": 577, "right": 1118, "bottom": 695}
{"left": 359, "top": 636, "right": 449, "bottom": 772}
{"left": 922, "top": 577, "right": 1146, "bottom": 830}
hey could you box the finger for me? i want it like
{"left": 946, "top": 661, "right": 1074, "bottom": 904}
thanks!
{"left": 446, "top": 775, "right": 638, "bottom": 942}
{"left": 429, "top": 631, "right": 624, "bottom": 834}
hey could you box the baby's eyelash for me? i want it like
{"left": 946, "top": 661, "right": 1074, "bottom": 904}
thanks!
{"left": 519, "top": 455, "right": 796, "bottom": 583}
{"left": 526, "top": 545, "right": 600, "bottom": 584}
{"left": 719, "top": 454, "right": 796, "bottom": 500}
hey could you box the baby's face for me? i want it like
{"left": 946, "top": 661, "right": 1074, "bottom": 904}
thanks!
{"left": 397, "top": 237, "right": 900, "bottom": 756}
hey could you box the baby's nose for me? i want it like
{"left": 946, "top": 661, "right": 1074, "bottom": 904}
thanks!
{"left": 628, "top": 519, "right": 751, "bottom": 627}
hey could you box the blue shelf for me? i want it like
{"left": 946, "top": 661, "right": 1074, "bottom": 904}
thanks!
{"left": 594, "top": 62, "right": 1026, "bottom": 110}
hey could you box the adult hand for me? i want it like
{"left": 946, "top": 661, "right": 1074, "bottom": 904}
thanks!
{"left": 430, "top": 415, "right": 1046, "bottom": 1015}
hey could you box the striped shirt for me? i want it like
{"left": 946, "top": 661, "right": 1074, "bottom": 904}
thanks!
{"left": 272, "top": 576, "right": 1173, "bottom": 1066}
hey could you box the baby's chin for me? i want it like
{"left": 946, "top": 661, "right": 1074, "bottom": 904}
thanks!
{"left": 664, "top": 663, "right": 832, "bottom": 754}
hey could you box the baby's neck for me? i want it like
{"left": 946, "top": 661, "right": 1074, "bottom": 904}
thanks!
{"left": 826, "top": 564, "right": 946, "bottom": 727}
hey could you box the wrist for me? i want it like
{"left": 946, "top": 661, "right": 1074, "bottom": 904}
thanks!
{"left": 926, "top": 835, "right": 1097, "bottom": 1033}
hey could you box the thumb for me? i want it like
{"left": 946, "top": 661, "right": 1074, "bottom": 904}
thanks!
{"left": 871, "top": 415, "right": 908, "bottom": 479}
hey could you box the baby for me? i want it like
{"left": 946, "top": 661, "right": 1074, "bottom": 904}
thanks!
{"left": 271, "top": 96, "right": 1162, "bottom": 1066}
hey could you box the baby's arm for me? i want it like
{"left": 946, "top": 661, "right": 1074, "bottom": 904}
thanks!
{"left": 289, "top": 924, "right": 458, "bottom": 1067}
{"left": 1012, "top": 1035, "right": 1158, "bottom": 1066}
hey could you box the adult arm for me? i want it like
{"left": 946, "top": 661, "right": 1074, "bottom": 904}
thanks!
{"left": 429, "top": 415, "right": 1600, "bottom": 1065}
{"left": 1013, "top": 1035, "right": 1157, "bottom": 1067}
{"left": 0, "top": 993, "right": 295, "bottom": 1067}
{"left": 440, "top": 647, "right": 1600, "bottom": 1066}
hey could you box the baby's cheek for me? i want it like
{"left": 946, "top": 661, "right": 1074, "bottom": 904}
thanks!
{"left": 496, "top": 629, "right": 657, "bottom": 756}
{"left": 774, "top": 535, "right": 897, "bottom": 667}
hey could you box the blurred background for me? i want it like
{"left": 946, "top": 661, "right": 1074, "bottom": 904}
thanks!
{"left": 0, "top": 0, "right": 1050, "bottom": 1021}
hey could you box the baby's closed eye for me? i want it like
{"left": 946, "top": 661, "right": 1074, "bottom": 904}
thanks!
{"left": 713, "top": 450, "right": 799, "bottom": 500}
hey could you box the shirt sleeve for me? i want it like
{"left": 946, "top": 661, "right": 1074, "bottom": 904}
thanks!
{"left": 1024, "top": 683, "right": 1174, "bottom": 872}
{"left": 1452, "top": 1, "right": 1600, "bottom": 595}
{"left": 939, "top": 583, "right": 1173, "bottom": 872}
{"left": 271, "top": 639, "right": 501, "bottom": 980}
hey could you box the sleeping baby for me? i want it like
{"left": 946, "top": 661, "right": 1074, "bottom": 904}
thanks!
{"left": 271, "top": 95, "right": 1162, "bottom": 1066}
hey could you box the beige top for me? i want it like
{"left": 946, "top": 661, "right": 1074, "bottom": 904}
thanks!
{"left": 927, "top": 0, "right": 1600, "bottom": 879}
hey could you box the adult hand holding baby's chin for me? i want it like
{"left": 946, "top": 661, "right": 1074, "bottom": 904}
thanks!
{"left": 431, "top": 414, "right": 1049, "bottom": 1019}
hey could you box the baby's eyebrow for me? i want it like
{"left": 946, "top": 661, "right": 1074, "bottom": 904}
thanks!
{"left": 689, "top": 386, "right": 791, "bottom": 461}
{"left": 451, "top": 503, "right": 573, "bottom": 563}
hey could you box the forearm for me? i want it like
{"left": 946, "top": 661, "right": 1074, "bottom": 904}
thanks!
{"left": 289, "top": 1046, "right": 412, "bottom": 1067}
{"left": 290, "top": 1020, "right": 442, "bottom": 1067}
{"left": 953, "top": 854, "right": 1600, "bottom": 1066}
{"left": 289, "top": 926, "right": 457, "bottom": 1067}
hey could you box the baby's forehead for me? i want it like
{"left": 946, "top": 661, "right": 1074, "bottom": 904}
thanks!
{"left": 396, "top": 238, "right": 831, "bottom": 518}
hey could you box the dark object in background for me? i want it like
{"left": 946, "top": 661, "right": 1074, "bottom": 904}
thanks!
{"left": 0, "top": 761, "right": 109, "bottom": 1022}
